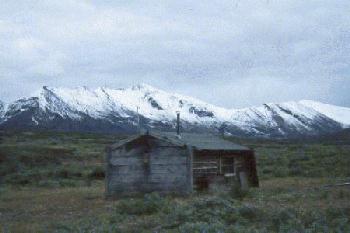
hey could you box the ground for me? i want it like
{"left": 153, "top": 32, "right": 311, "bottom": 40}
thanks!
{"left": 0, "top": 131, "right": 349, "bottom": 233}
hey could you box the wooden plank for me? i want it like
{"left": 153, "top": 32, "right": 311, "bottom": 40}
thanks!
{"left": 107, "top": 140, "right": 193, "bottom": 196}
{"left": 150, "top": 162, "right": 188, "bottom": 166}
{"left": 149, "top": 168, "right": 187, "bottom": 173}
{"left": 150, "top": 159, "right": 187, "bottom": 165}
{"left": 149, "top": 176, "right": 187, "bottom": 183}
{"left": 110, "top": 157, "right": 143, "bottom": 166}
{"left": 193, "top": 171, "right": 217, "bottom": 174}
{"left": 193, "top": 166, "right": 218, "bottom": 170}
{"left": 150, "top": 156, "right": 187, "bottom": 163}
{"left": 193, "top": 162, "right": 217, "bottom": 164}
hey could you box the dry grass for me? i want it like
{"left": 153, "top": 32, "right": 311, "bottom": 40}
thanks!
{"left": 0, "top": 181, "right": 110, "bottom": 232}
{"left": 1, "top": 178, "right": 349, "bottom": 232}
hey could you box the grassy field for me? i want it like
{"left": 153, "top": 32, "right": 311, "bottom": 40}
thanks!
{"left": 0, "top": 131, "right": 349, "bottom": 232}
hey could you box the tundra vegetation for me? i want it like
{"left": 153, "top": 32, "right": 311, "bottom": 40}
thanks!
{"left": 0, "top": 131, "right": 349, "bottom": 232}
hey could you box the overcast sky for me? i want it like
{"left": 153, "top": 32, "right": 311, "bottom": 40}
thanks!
{"left": 0, "top": 0, "right": 349, "bottom": 108}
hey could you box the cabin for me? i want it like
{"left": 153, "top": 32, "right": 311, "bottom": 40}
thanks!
{"left": 105, "top": 132, "right": 258, "bottom": 197}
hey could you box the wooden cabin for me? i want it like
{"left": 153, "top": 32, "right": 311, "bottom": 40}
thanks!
{"left": 105, "top": 132, "right": 258, "bottom": 197}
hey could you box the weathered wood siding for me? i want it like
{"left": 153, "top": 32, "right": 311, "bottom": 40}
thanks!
{"left": 106, "top": 138, "right": 191, "bottom": 197}
{"left": 192, "top": 150, "right": 259, "bottom": 188}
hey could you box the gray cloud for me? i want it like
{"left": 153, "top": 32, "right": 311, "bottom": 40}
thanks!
{"left": 0, "top": 0, "right": 349, "bottom": 108}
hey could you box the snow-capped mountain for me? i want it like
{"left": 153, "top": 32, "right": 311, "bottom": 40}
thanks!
{"left": 298, "top": 100, "right": 350, "bottom": 126}
{"left": 0, "top": 84, "right": 349, "bottom": 138}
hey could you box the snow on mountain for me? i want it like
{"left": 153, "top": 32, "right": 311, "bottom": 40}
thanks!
{"left": 0, "top": 84, "right": 349, "bottom": 137}
{"left": 299, "top": 100, "right": 350, "bottom": 126}
{"left": 37, "top": 86, "right": 121, "bottom": 119}
{"left": 35, "top": 84, "right": 231, "bottom": 123}
{"left": 230, "top": 101, "right": 320, "bottom": 130}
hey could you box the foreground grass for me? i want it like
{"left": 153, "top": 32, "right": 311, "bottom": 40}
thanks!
{"left": 0, "top": 131, "right": 349, "bottom": 232}
{"left": 1, "top": 179, "right": 349, "bottom": 232}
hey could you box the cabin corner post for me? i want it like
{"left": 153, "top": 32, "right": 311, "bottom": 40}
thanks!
{"left": 186, "top": 145, "right": 194, "bottom": 193}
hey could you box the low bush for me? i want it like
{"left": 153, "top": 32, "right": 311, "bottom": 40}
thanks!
{"left": 115, "top": 192, "right": 165, "bottom": 215}
{"left": 51, "top": 218, "right": 122, "bottom": 233}
{"left": 163, "top": 204, "right": 193, "bottom": 228}
{"left": 269, "top": 208, "right": 299, "bottom": 231}
{"left": 88, "top": 166, "right": 105, "bottom": 179}
{"left": 56, "top": 167, "right": 83, "bottom": 179}
{"left": 288, "top": 164, "right": 304, "bottom": 176}
{"left": 4, "top": 172, "right": 33, "bottom": 185}
{"left": 238, "top": 204, "right": 261, "bottom": 221}
{"left": 37, "top": 180, "right": 60, "bottom": 188}
{"left": 272, "top": 167, "right": 289, "bottom": 177}
{"left": 229, "top": 181, "right": 249, "bottom": 200}
{"left": 179, "top": 222, "right": 226, "bottom": 233}
{"left": 59, "top": 179, "right": 80, "bottom": 187}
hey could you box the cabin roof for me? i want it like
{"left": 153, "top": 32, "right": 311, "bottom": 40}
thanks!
{"left": 111, "top": 132, "right": 250, "bottom": 151}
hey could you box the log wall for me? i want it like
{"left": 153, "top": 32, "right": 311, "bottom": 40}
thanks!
{"left": 106, "top": 139, "right": 191, "bottom": 197}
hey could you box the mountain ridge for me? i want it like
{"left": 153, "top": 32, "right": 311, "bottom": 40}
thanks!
{"left": 0, "top": 84, "right": 349, "bottom": 138}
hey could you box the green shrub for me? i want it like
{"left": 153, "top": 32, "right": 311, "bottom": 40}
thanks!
{"left": 4, "top": 172, "right": 32, "bottom": 185}
{"left": 229, "top": 180, "right": 248, "bottom": 200}
{"left": 179, "top": 222, "right": 226, "bottom": 233}
{"left": 59, "top": 179, "right": 80, "bottom": 187}
{"left": 163, "top": 204, "right": 194, "bottom": 228}
{"left": 302, "top": 210, "right": 323, "bottom": 227}
{"left": 238, "top": 205, "right": 261, "bottom": 221}
{"left": 288, "top": 165, "right": 304, "bottom": 176}
{"left": 270, "top": 208, "right": 298, "bottom": 230}
{"left": 115, "top": 192, "right": 165, "bottom": 215}
{"left": 143, "top": 192, "right": 164, "bottom": 213}
{"left": 261, "top": 168, "right": 273, "bottom": 174}
{"left": 223, "top": 211, "right": 240, "bottom": 224}
{"left": 272, "top": 167, "right": 288, "bottom": 177}
{"left": 52, "top": 218, "right": 122, "bottom": 233}
{"left": 0, "top": 152, "right": 18, "bottom": 176}
{"left": 335, "top": 189, "right": 350, "bottom": 199}
{"left": 88, "top": 166, "right": 105, "bottom": 179}
{"left": 325, "top": 207, "right": 349, "bottom": 221}
{"left": 38, "top": 180, "right": 60, "bottom": 188}
{"left": 187, "top": 197, "right": 236, "bottom": 224}
{"left": 56, "top": 167, "right": 83, "bottom": 179}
